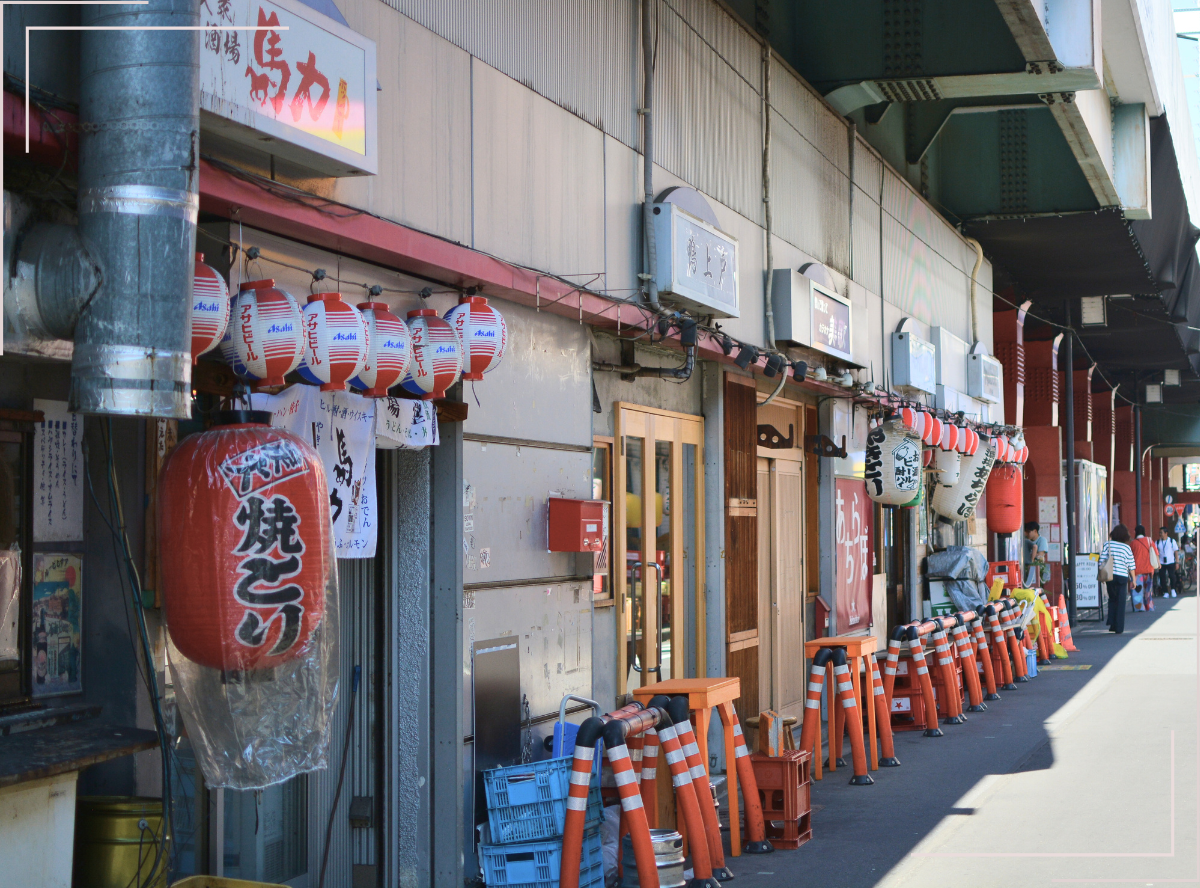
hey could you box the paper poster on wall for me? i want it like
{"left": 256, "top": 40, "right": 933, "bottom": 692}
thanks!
{"left": 1038, "top": 496, "right": 1059, "bottom": 525}
{"left": 835, "top": 478, "right": 873, "bottom": 633}
{"left": 1047, "top": 542, "right": 1062, "bottom": 563}
{"left": 32, "top": 400, "right": 84, "bottom": 542}
{"left": 1049, "top": 524, "right": 1061, "bottom": 543}
{"left": 256, "top": 386, "right": 378, "bottom": 558}
{"left": 31, "top": 552, "right": 82, "bottom": 697}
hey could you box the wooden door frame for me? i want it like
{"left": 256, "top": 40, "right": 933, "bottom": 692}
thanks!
{"left": 613, "top": 402, "right": 705, "bottom": 696}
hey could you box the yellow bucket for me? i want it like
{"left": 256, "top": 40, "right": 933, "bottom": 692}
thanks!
{"left": 73, "top": 796, "right": 167, "bottom": 888}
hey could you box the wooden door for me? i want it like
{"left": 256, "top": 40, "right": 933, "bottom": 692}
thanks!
{"left": 724, "top": 375, "right": 759, "bottom": 722}
{"left": 771, "top": 457, "right": 805, "bottom": 717}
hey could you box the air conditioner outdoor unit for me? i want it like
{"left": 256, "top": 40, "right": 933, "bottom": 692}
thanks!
{"left": 967, "top": 353, "right": 1003, "bottom": 404}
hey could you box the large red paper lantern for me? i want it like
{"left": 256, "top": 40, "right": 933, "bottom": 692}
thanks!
{"left": 986, "top": 463, "right": 1023, "bottom": 534}
{"left": 352, "top": 302, "right": 411, "bottom": 397}
{"left": 445, "top": 295, "right": 508, "bottom": 381}
{"left": 297, "top": 293, "right": 369, "bottom": 391}
{"left": 401, "top": 309, "right": 463, "bottom": 400}
{"left": 191, "top": 253, "right": 229, "bottom": 363}
{"left": 158, "top": 413, "right": 330, "bottom": 671}
{"left": 229, "top": 280, "right": 303, "bottom": 388}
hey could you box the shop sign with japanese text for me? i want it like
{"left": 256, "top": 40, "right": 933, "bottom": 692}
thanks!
{"left": 810, "top": 281, "right": 852, "bottom": 362}
{"left": 199, "top": 0, "right": 377, "bottom": 176}
{"left": 834, "top": 477, "right": 873, "bottom": 633}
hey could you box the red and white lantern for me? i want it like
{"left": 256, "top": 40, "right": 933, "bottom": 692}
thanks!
{"left": 296, "top": 294, "right": 369, "bottom": 392}
{"left": 924, "top": 414, "right": 942, "bottom": 447}
{"left": 228, "top": 280, "right": 303, "bottom": 388}
{"left": 191, "top": 253, "right": 229, "bottom": 362}
{"left": 966, "top": 428, "right": 979, "bottom": 456}
{"left": 954, "top": 426, "right": 968, "bottom": 454}
{"left": 445, "top": 295, "right": 507, "bottom": 381}
{"left": 158, "top": 412, "right": 331, "bottom": 671}
{"left": 900, "top": 407, "right": 925, "bottom": 438}
{"left": 351, "top": 302, "right": 411, "bottom": 397}
{"left": 941, "top": 423, "right": 959, "bottom": 452}
{"left": 400, "top": 309, "right": 463, "bottom": 400}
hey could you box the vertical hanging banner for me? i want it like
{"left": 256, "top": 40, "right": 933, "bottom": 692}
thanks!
{"left": 32, "top": 400, "right": 84, "bottom": 543}
{"left": 835, "top": 478, "right": 873, "bottom": 633}
{"left": 257, "top": 386, "right": 377, "bottom": 558}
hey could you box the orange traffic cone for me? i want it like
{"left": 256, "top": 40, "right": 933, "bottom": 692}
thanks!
{"left": 1057, "top": 594, "right": 1079, "bottom": 652}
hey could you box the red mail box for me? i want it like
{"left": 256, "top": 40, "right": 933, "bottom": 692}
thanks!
{"left": 548, "top": 498, "right": 609, "bottom": 552}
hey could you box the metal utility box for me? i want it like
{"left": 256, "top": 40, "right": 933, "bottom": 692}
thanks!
{"left": 771, "top": 269, "right": 851, "bottom": 362}
{"left": 890, "top": 331, "right": 936, "bottom": 393}
{"left": 967, "top": 353, "right": 1003, "bottom": 403}
{"left": 651, "top": 202, "right": 739, "bottom": 318}
{"left": 547, "top": 498, "right": 608, "bottom": 552}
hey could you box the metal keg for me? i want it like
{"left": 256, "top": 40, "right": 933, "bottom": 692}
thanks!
{"left": 619, "top": 828, "right": 686, "bottom": 888}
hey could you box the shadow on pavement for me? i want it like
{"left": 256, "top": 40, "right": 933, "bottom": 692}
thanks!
{"left": 721, "top": 597, "right": 1188, "bottom": 888}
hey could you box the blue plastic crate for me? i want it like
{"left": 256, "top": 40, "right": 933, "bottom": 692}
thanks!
{"left": 484, "top": 756, "right": 602, "bottom": 844}
{"left": 480, "top": 825, "right": 603, "bottom": 888}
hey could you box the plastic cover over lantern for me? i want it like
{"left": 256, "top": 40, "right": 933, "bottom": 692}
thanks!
{"left": 297, "top": 294, "right": 370, "bottom": 392}
{"left": 191, "top": 253, "right": 230, "bottom": 362}
{"left": 401, "top": 309, "right": 463, "bottom": 400}
{"left": 228, "top": 280, "right": 304, "bottom": 387}
{"left": 935, "top": 448, "right": 962, "bottom": 487}
{"left": 445, "top": 295, "right": 508, "bottom": 381}
{"left": 932, "top": 435, "right": 998, "bottom": 521}
{"left": 159, "top": 411, "right": 339, "bottom": 790}
{"left": 864, "top": 418, "right": 924, "bottom": 505}
{"left": 351, "top": 302, "right": 411, "bottom": 397}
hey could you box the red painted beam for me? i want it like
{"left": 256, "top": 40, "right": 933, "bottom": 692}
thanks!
{"left": 3, "top": 90, "right": 77, "bottom": 170}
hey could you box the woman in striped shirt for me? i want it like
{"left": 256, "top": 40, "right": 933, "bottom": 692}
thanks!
{"left": 1103, "top": 525, "right": 1137, "bottom": 635}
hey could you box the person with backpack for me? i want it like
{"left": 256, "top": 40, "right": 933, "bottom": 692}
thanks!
{"left": 1101, "top": 525, "right": 1137, "bottom": 634}
{"left": 1157, "top": 526, "right": 1181, "bottom": 599}
{"left": 1131, "top": 525, "right": 1158, "bottom": 611}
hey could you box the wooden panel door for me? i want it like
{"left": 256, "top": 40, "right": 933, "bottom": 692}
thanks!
{"left": 757, "top": 457, "right": 772, "bottom": 714}
{"left": 772, "top": 458, "right": 805, "bottom": 718}
{"left": 724, "top": 374, "right": 758, "bottom": 722}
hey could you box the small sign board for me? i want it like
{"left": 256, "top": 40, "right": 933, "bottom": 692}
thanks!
{"left": 810, "top": 282, "right": 852, "bottom": 362}
{"left": 1075, "top": 554, "right": 1099, "bottom": 608}
{"left": 199, "top": 0, "right": 377, "bottom": 176}
{"left": 1038, "top": 496, "right": 1059, "bottom": 525}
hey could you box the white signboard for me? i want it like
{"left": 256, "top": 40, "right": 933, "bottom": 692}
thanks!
{"left": 257, "top": 386, "right": 378, "bottom": 558}
{"left": 32, "top": 400, "right": 83, "bottom": 543}
{"left": 1038, "top": 496, "right": 1059, "bottom": 525}
{"left": 200, "top": 0, "right": 377, "bottom": 176}
{"left": 375, "top": 398, "right": 439, "bottom": 450}
{"left": 1075, "top": 554, "right": 1099, "bottom": 608}
{"left": 652, "top": 202, "right": 739, "bottom": 318}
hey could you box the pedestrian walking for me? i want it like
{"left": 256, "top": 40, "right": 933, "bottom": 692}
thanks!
{"left": 1156, "top": 526, "right": 1180, "bottom": 599}
{"left": 1102, "top": 525, "right": 1136, "bottom": 635}
{"left": 1131, "top": 525, "right": 1156, "bottom": 611}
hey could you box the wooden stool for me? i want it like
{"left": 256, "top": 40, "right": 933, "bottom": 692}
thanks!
{"left": 802, "top": 636, "right": 880, "bottom": 776}
{"left": 631, "top": 677, "right": 746, "bottom": 856}
{"left": 745, "top": 715, "right": 798, "bottom": 753}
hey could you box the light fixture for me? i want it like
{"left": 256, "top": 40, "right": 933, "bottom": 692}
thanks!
{"left": 718, "top": 334, "right": 734, "bottom": 356}
{"left": 734, "top": 344, "right": 759, "bottom": 370}
{"left": 1146, "top": 383, "right": 1163, "bottom": 403}
{"left": 791, "top": 360, "right": 808, "bottom": 382}
{"left": 763, "top": 354, "right": 786, "bottom": 377}
{"left": 1080, "top": 296, "right": 1107, "bottom": 326}
{"left": 1164, "top": 368, "right": 1181, "bottom": 386}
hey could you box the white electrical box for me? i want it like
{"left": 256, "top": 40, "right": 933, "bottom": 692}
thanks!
{"left": 1164, "top": 368, "right": 1180, "bottom": 386}
{"left": 652, "top": 202, "right": 739, "bottom": 318}
{"left": 967, "top": 353, "right": 1003, "bottom": 403}
{"left": 1145, "top": 384, "right": 1163, "bottom": 403}
{"left": 891, "top": 331, "right": 936, "bottom": 393}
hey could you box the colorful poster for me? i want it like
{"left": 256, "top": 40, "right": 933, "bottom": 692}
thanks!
{"left": 835, "top": 478, "right": 873, "bottom": 633}
{"left": 32, "top": 553, "right": 82, "bottom": 697}
{"left": 32, "top": 400, "right": 84, "bottom": 542}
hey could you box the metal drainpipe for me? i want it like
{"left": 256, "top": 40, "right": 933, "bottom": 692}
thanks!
{"left": 1135, "top": 402, "right": 1143, "bottom": 529}
{"left": 1063, "top": 330, "right": 1077, "bottom": 624}
{"left": 70, "top": 0, "right": 200, "bottom": 418}
{"left": 965, "top": 237, "right": 983, "bottom": 345}
{"left": 641, "top": 0, "right": 661, "bottom": 312}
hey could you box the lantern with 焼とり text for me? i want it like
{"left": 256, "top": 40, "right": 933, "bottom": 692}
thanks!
{"left": 864, "top": 417, "right": 923, "bottom": 505}
{"left": 401, "top": 309, "right": 463, "bottom": 400}
{"left": 228, "top": 280, "right": 304, "bottom": 388}
{"left": 296, "top": 293, "right": 370, "bottom": 391}
{"left": 191, "top": 253, "right": 229, "bottom": 362}
{"left": 351, "top": 302, "right": 411, "bottom": 397}
{"left": 445, "top": 295, "right": 508, "bottom": 381}
{"left": 986, "top": 462, "right": 1024, "bottom": 534}
{"left": 157, "top": 412, "right": 331, "bottom": 671}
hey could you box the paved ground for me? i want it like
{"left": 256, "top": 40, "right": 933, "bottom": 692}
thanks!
{"left": 717, "top": 596, "right": 1198, "bottom": 888}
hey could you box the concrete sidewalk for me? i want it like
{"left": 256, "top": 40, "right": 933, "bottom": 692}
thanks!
{"left": 721, "top": 597, "right": 1199, "bottom": 888}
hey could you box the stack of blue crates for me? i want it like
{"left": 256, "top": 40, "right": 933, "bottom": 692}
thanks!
{"left": 480, "top": 756, "right": 604, "bottom": 888}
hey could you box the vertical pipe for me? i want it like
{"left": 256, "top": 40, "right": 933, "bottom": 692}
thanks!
{"left": 641, "top": 0, "right": 660, "bottom": 311}
{"left": 762, "top": 42, "right": 776, "bottom": 348}
{"left": 1063, "top": 331, "right": 1078, "bottom": 625}
{"left": 1135, "top": 404, "right": 1143, "bottom": 529}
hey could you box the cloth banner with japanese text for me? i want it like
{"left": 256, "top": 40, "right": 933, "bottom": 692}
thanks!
{"left": 375, "top": 398, "right": 439, "bottom": 449}
{"left": 835, "top": 477, "right": 873, "bottom": 633}
{"left": 253, "top": 386, "right": 377, "bottom": 558}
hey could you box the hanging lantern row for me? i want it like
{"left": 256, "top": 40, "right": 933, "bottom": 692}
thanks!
{"left": 897, "top": 407, "right": 982, "bottom": 456}
{"left": 194, "top": 262, "right": 507, "bottom": 399}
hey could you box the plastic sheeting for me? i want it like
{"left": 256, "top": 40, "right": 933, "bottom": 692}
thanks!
{"left": 162, "top": 418, "right": 340, "bottom": 790}
{"left": 927, "top": 546, "right": 990, "bottom": 613}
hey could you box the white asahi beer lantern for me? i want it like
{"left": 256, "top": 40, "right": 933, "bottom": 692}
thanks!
{"left": 444, "top": 295, "right": 507, "bottom": 380}
{"left": 352, "top": 302, "right": 411, "bottom": 397}
{"left": 191, "top": 253, "right": 230, "bottom": 362}
{"left": 932, "top": 435, "right": 998, "bottom": 521}
{"left": 864, "top": 417, "right": 923, "bottom": 505}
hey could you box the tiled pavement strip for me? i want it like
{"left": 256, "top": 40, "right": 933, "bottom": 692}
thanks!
{"left": 712, "top": 597, "right": 1198, "bottom": 888}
